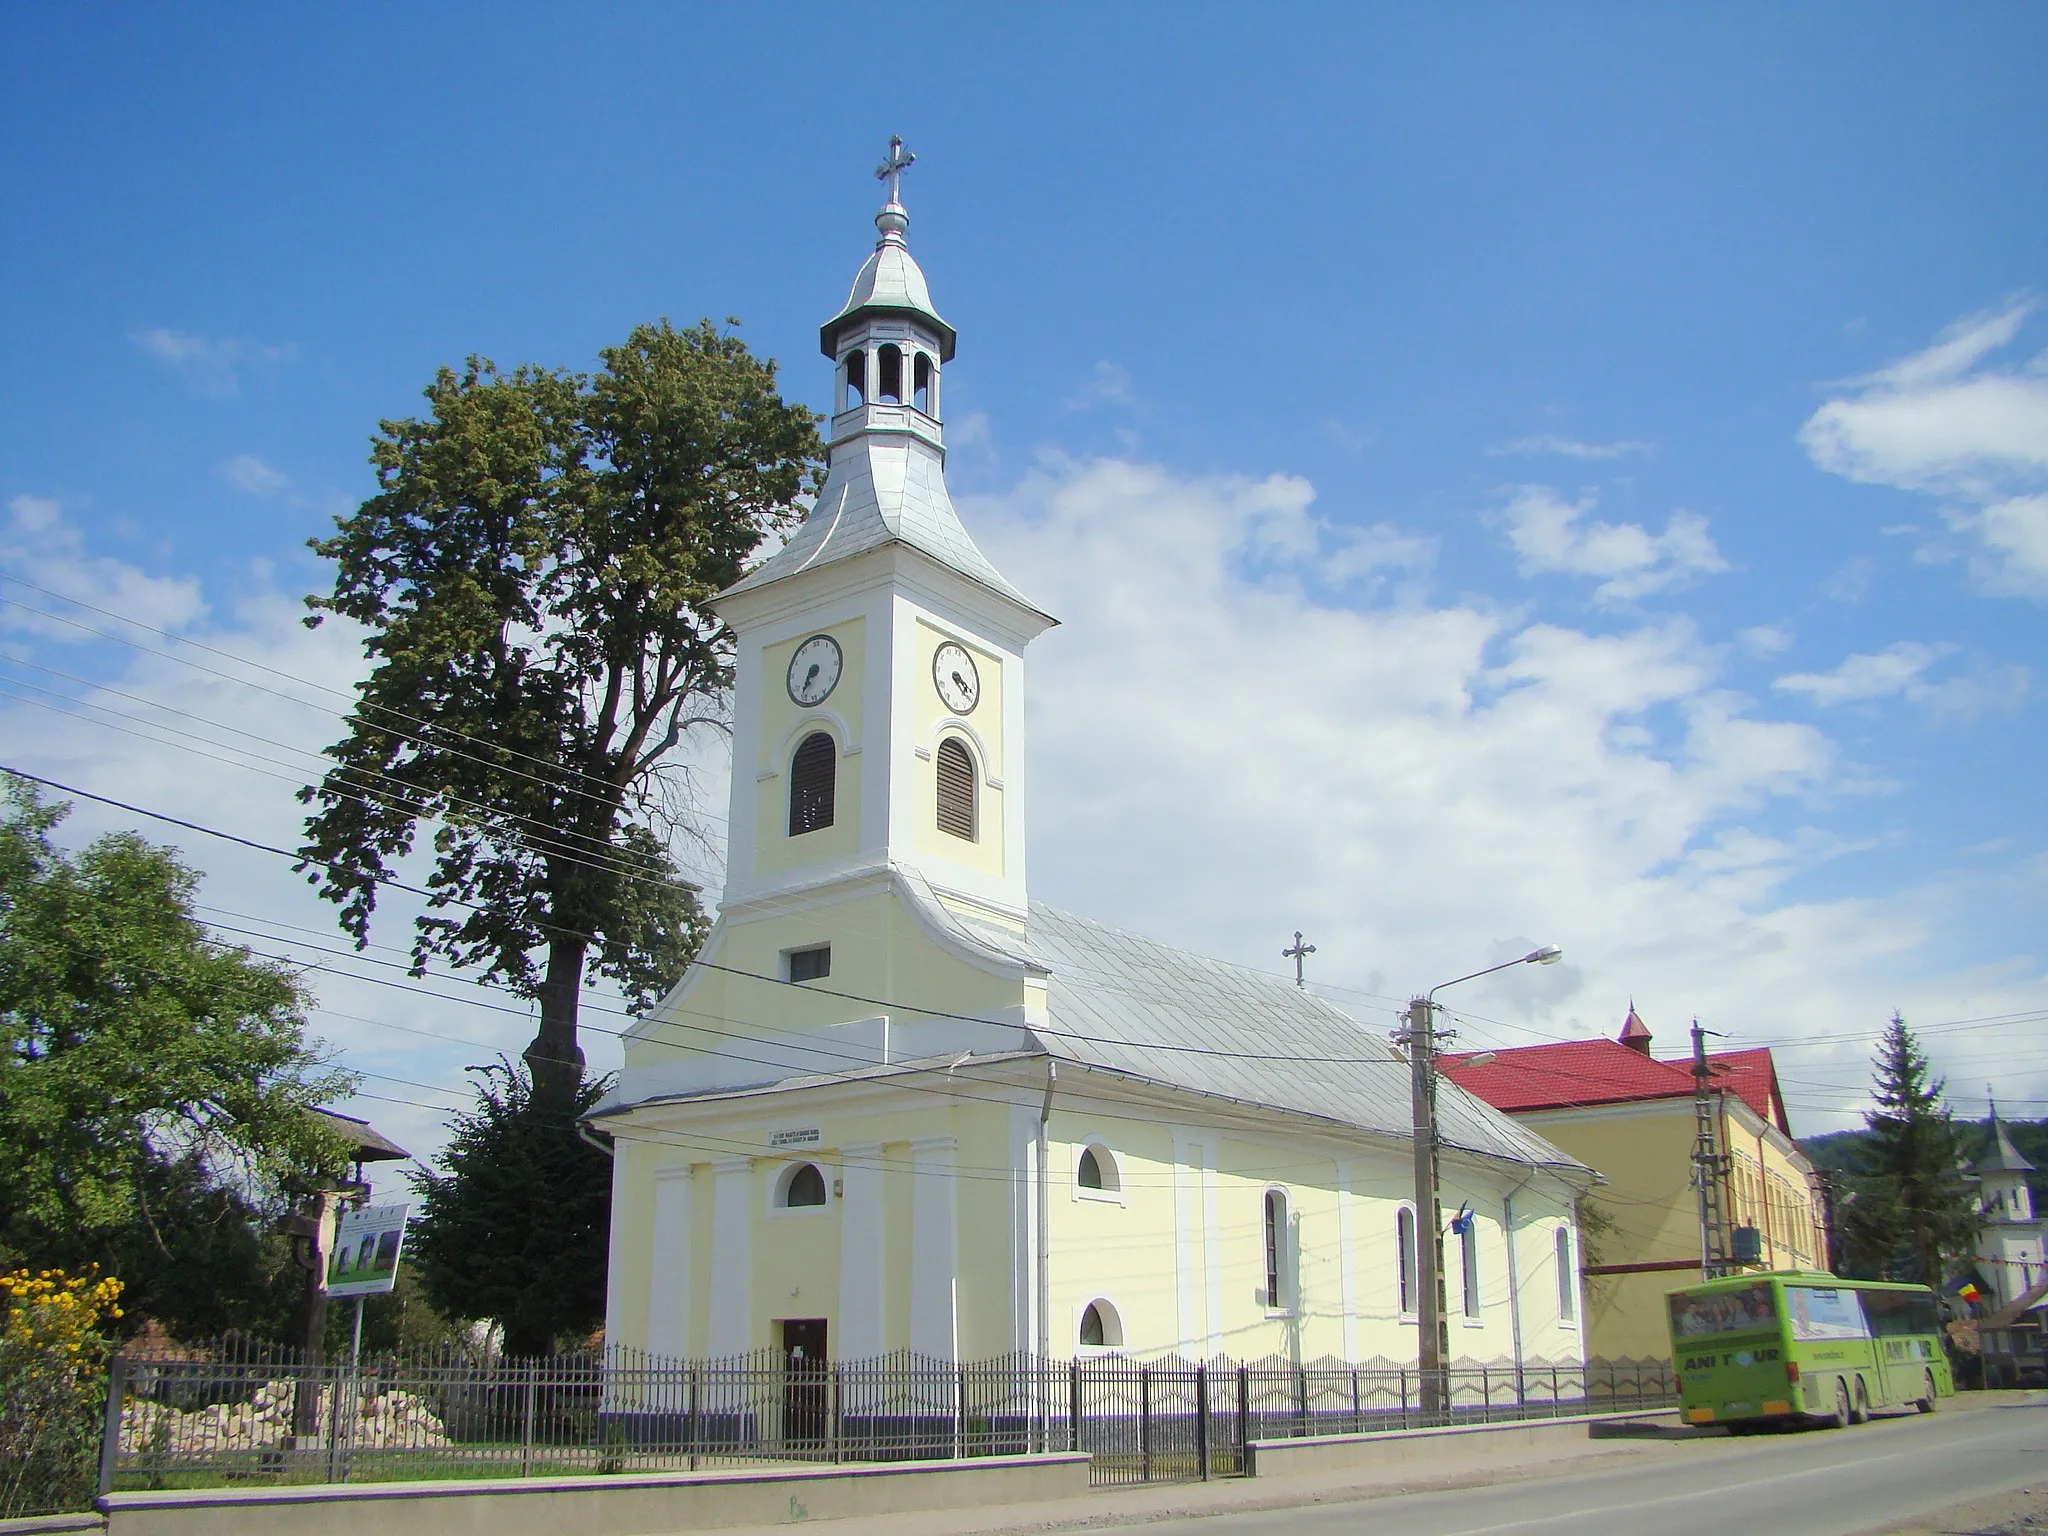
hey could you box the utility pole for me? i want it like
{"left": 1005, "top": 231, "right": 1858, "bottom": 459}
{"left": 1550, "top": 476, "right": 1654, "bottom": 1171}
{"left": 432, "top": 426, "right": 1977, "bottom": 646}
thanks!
{"left": 1395, "top": 945, "right": 1563, "bottom": 1425}
{"left": 1690, "top": 1019, "right": 1732, "bottom": 1278}
{"left": 1401, "top": 995, "right": 1449, "bottom": 1420}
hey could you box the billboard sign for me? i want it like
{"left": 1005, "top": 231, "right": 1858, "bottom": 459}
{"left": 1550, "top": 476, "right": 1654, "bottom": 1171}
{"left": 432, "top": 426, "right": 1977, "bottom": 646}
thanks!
{"left": 326, "top": 1203, "right": 409, "bottom": 1298}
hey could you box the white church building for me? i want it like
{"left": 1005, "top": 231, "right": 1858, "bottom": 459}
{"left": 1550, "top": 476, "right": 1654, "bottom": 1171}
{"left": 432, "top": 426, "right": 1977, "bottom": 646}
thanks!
{"left": 1974, "top": 1105, "right": 2044, "bottom": 1313}
{"left": 590, "top": 149, "right": 1593, "bottom": 1371}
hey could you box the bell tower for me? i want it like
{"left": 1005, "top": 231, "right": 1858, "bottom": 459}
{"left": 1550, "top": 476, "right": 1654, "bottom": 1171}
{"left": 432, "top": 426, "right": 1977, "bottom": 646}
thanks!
{"left": 713, "top": 140, "right": 1055, "bottom": 926}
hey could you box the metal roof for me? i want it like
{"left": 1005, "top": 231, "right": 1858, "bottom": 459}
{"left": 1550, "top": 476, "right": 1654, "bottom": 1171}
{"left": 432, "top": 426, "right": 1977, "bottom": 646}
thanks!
{"left": 308, "top": 1107, "right": 410, "bottom": 1163}
{"left": 997, "top": 902, "right": 1588, "bottom": 1176}
{"left": 818, "top": 204, "right": 957, "bottom": 361}
{"left": 1978, "top": 1114, "right": 2036, "bottom": 1175}
{"left": 719, "top": 434, "right": 1045, "bottom": 617}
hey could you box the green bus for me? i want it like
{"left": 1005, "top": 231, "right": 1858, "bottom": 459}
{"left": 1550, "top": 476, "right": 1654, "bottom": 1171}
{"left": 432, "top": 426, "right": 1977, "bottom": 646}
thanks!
{"left": 1666, "top": 1271, "right": 1953, "bottom": 1432}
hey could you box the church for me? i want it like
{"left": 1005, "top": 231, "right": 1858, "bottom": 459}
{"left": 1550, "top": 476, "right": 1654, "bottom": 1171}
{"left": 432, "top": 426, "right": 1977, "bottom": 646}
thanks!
{"left": 590, "top": 147, "right": 1593, "bottom": 1372}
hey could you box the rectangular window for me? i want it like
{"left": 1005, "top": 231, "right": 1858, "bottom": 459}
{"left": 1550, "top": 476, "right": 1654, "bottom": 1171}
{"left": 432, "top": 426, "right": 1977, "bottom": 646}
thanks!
{"left": 1460, "top": 1224, "right": 1481, "bottom": 1317}
{"left": 786, "top": 945, "right": 831, "bottom": 983}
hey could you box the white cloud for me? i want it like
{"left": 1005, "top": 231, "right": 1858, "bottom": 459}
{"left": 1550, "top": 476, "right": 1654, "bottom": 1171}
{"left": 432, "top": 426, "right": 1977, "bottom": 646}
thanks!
{"left": 1801, "top": 302, "right": 2048, "bottom": 596}
{"left": 224, "top": 455, "right": 292, "bottom": 498}
{"left": 1065, "top": 360, "right": 1134, "bottom": 410}
{"left": 1501, "top": 485, "right": 1730, "bottom": 603}
{"left": 1, "top": 496, "right": 206, "bottom": 636}
{"left": 961, "top": 458, "right": 2047, "bottom": 1131}
{"left": 1773, "top": 641, "right": 2028, "bottom": 718}
{"left": 131, "top": 328, "right": 292, "bottom": 397}
{"left": 1737, "top": 624, "right": 1795, "bottom": 657}
{"left": 1489, "top": 434, "right": 1657, "bottom": 461}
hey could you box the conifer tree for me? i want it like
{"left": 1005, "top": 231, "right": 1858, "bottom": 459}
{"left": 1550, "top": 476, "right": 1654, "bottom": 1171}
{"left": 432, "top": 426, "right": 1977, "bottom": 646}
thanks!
{"left": 1841, "top": 1013, "right": 1978, "bottom": 1284}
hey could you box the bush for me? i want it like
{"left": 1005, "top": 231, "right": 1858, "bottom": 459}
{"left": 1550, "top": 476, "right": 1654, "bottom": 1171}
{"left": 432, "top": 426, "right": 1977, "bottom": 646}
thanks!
{"left": 0, "top": 1268, "right": 123, "bottom": 1517}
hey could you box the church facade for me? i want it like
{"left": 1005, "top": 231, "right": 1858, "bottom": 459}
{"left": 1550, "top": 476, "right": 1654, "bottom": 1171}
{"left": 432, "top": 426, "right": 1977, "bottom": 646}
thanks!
{"left": 591, "top": 153, "right": 1593, "bottom": 1371}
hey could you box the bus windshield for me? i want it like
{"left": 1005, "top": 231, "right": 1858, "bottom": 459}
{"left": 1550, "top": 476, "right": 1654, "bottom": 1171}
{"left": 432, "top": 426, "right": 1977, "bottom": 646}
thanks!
{"left": 1669, "top": 1281, "right": 1777, "bottom": 1338}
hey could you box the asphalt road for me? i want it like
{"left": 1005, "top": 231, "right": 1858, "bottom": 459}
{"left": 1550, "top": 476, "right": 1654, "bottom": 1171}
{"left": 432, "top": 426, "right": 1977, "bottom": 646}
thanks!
{"left": 1097, "top": 1399, "right": 2048, "bottom": 1536}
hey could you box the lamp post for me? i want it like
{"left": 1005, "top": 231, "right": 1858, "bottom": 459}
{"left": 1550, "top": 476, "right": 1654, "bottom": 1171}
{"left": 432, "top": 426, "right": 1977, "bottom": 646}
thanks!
{"left": 1399, "top": 945, "right": 1560, "bottom": 1421}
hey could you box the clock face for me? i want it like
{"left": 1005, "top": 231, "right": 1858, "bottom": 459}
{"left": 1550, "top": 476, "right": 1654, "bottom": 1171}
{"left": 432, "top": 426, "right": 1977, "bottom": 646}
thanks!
{"left": 932, "top": 641, "right": 980, "bottom": 714}
{"left": 786, "top": 634, "right": 843, "bottom": 706}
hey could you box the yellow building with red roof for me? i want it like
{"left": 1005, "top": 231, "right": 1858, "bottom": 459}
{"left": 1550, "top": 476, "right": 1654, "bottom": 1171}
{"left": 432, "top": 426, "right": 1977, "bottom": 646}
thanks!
{"left": 1444, "top": 1008, "right": 1827, "bottom": 1363}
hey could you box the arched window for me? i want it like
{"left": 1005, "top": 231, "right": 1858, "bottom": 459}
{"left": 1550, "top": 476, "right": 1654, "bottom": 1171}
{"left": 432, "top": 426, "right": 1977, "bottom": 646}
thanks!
{"left": 788, "top": 732, "right": 835, "bottom": 835}
{"left": 1460, "top": 1221, "right": 1481, "bottom": 1317}
{"left": 777, "top": 1163, "right": 827, "bottom": 1209}
{"left": 935, "top": 737, "right": 976, "bottom": 841}
{"left": 1079, "top": 1299, "right": 1122, "bottom": 1349}
{"left": 1555, "top": 1227, "right": 1576, "bottom": 1322}
{"left": 913, "top": 353, "right": 934, "bottom": 413}
{"left": 1397, "top": 1207, "right": 1417, "bottom": 1314}
{"left": 1076, "top": 1144, "right": 1120, "bottom": 1194}
{"left": 843, "top": 350, "right": 866, "bottom": 407}
{"left": 1264, "top": 1189, "right": 1289, "bottom": 1308}
{"left": 876, "top": 344, "right": 903, "bottom": 403}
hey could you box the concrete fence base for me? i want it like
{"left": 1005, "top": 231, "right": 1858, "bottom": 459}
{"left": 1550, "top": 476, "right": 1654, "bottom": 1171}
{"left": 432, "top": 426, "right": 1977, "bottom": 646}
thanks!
{"left": 96, "top": 1451, "right": 1092, "bottom": 1536}
{"left": 1244, "top": 1409, "right": 1681, "bottom": 1478}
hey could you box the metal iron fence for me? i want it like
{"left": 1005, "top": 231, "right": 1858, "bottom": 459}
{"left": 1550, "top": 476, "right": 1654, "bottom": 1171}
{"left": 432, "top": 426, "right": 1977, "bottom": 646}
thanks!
{"left": 100, "top": 1337, "right": 1674, "bottom": 1495}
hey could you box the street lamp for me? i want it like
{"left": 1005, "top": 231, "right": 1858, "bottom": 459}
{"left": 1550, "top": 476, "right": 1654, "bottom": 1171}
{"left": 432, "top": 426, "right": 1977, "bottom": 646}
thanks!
{"left": 1399, "top": 945, "right": 1561, "bottom": 1420}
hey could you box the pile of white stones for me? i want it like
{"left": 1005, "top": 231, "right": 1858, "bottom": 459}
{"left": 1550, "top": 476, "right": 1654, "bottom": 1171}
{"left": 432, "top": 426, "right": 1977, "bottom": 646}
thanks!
{"left": 124, "top": 1380, "right": 453, "bottom": 1452}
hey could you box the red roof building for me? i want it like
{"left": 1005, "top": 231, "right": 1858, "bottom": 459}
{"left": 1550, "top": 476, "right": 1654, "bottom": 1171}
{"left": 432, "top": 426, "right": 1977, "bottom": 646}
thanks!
{"left": 1439, "top": 1007, "right": 1822, "bottom": 1363}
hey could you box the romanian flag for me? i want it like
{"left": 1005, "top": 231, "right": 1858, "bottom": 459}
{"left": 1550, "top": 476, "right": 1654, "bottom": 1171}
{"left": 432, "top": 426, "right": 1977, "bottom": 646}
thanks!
{"left": 1957, "top": 1282, "right": 1982, "bottom": 1304}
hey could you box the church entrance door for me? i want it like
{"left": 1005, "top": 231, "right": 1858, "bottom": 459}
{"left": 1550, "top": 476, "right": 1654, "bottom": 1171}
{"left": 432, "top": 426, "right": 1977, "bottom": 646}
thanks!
{"left": 780, "top": 1318, "right": 828, "bottom": 1444}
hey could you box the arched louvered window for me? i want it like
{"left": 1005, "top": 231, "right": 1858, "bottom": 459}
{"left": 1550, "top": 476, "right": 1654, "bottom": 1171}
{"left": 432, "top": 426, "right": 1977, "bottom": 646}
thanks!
{"left": 788, "top": 732, "right": 836, "bottom": 835}
{"left": 935, "top": 737, "right": 976, "bottom": 841}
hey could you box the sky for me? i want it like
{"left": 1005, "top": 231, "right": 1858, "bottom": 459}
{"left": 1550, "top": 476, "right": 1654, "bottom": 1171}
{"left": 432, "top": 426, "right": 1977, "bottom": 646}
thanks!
{"left": 3, "top": 6, "right": 2045, "bottom": 1169}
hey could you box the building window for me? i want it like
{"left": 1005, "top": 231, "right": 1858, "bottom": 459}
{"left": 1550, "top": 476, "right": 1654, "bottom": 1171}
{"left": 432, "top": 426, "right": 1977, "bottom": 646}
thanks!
{"left": 1460, "top": 1222, "right": 1481, "bottom": 1317}
{"left": 1398, "top": 1207, "right": 1416, "bottom": 1314}
{"left": 1556, "top": 1228, "right": 1576, "bottom": 1322}
{"left": 1079, "top": 1299, "right": 1122, "bottom": 1349}
{"left": 913, "top": 352, "right": 933, "bottom": 412}
{"left": 777, "top": 1163, "right": 828, "bottom": 1209}
{"left": 844, "top": 350, "right": 866, "bottom": 406}
{"left": 935, "top": 737, "right": 976, "bottom": 841}
{"left": 789, "top": 732, "right": 836, "bottom": 835}
{"left": 876, "top": 344, "right": 903, "bottom": 403}
{"left": 786, "top": 945, "right": 831, "bottom": 983}
{"left": 1077, "top": 1144, "right": 1121, "bottom": 1194}
{"left": 1264, "top": 1189, "right": 1290, "bottom": 1309}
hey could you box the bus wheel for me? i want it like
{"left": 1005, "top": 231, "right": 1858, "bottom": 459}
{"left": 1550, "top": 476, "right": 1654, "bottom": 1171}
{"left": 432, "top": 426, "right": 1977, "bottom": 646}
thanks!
{"left": 1915, "top": 1372, "right": 1937, "bottom": 1413}
{"left": 1850, "top": 1380, "right": 1870, "bottom": 1425}
{"left": 1828, "top": 1379, "right": 1851, "bottom": 1429}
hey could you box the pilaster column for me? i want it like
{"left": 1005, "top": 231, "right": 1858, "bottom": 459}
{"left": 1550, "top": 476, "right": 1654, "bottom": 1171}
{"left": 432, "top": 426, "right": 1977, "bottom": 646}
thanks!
{"left": 838, "top": 1142, "right": 887, "bottom": 1359}
{"left": 648, "top": 1164, "right": 694, "bottom": 1357}
{"left": 909, "top": 1134, "right": 958, "bottom": 1361}
{"left": 706, "top": 1157, "right": 753, "bottom": 1357}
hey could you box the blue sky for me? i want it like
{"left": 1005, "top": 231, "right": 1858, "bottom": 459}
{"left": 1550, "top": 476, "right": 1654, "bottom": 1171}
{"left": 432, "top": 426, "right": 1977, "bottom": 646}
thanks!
{"left": 3, "top": 6, "right": 2044, "bottom": 1159}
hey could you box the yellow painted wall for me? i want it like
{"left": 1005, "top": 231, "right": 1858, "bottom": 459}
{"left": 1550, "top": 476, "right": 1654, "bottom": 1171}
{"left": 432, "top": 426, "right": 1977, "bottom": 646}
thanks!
{"left": 1513, "top": 1098, "right": 1826, "bottom": 1362}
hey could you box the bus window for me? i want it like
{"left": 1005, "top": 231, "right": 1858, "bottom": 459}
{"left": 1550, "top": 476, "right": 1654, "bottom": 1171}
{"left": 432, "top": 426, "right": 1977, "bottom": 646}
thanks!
{"left": 1783, "top": 1284, "right": 1870, "bottom": 1341}
{"left": 1669, "top": 1281, "right": 1776, "bottom": 1338}
{"left": 1862, "top": 1289, "right": 1941, "bottom": 1338}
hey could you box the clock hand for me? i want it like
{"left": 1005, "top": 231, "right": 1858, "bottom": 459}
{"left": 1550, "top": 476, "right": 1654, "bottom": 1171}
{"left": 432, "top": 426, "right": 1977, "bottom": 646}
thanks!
{"left": 804, "top": 664, "right": 820, "bottom": 688}
{"left": 952, "top": 671, "right": 969, "bottom": 693}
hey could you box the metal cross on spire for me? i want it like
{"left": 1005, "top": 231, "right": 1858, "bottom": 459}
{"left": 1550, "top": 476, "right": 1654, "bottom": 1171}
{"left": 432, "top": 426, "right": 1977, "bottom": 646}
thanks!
{"left": 875, "top": 135, "right": 916, "bottom": 205}
{"left": 1282, "top": 931, "right": 1317, "bottom": 988}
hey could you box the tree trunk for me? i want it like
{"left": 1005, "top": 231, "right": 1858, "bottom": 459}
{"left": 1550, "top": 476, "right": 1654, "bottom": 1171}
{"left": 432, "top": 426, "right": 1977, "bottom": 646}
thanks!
{"left": 523, "top": 937, "right": 588, "bottom": 1110}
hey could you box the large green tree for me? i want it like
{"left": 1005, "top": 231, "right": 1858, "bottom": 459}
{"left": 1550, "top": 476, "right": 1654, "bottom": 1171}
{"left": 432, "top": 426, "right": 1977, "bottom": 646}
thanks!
{"left": 300, "top": 320, "right": 822, "bottom": 1110}
{"left": 0, "top": 777, "right": 353, "bottom": 1335}
{"left": 407, "top": 1061, "right": 611, "bottom": 1358}
{"left": 1839, "top": 1013, "right": 1979, "bottom": 1285}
